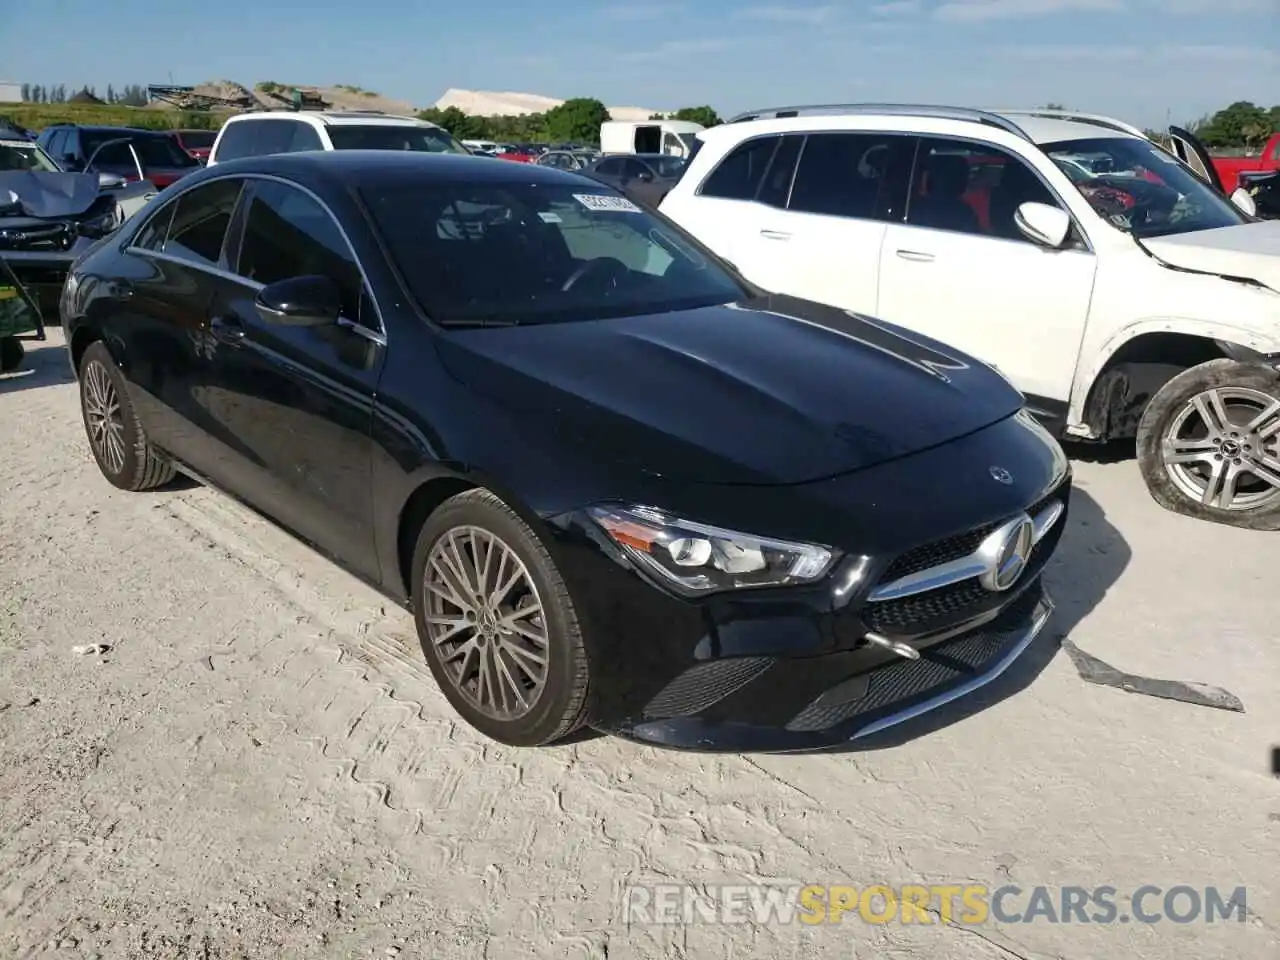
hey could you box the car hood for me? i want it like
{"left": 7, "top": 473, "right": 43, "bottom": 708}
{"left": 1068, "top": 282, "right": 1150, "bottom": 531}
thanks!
{"left": 436, "top": 295, "right": 1024, "bottom": 485}
{"left": 0, "top": 170, "right": 100, "bottom": 218}
{"left": 1141, "top": 220, "right": 1280, "bottom": 292}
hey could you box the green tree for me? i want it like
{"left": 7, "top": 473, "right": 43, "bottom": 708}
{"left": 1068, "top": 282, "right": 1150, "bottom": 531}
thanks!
{"left": 20, "top": 83, "right": 30, "bottom": 102}
{"left": 673, "top": 105, "right": 721, "bottom": 128}
{"left": 1197, "top": 100, "right": 1268, "bottom": 148}
{"left": 543, "top": 98, "right": 610, "bottom": 144}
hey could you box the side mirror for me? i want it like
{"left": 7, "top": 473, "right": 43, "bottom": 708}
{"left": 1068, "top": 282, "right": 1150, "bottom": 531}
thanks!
{"left": 636, "top": 171, "right": 653, "bottom": 183}
{"left": 1014, "top": 201, "right": 1072, "bottom": 249}
{"left": 254, "top": 275, "right": 341, "bottom": 327}
{"left": 1230, "top": 187, "right": 1258, "bottom": 217}
{"left": 97, "top": 171, "right": 127, "bottom": 191}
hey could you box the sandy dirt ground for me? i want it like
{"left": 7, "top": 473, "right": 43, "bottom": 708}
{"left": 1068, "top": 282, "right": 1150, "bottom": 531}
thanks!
{"left": 1, "top": 332, "right": 1276, "bottom": 960}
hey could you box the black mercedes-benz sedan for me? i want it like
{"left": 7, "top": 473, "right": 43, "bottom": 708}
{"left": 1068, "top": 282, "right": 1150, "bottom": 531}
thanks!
{"left": 61, "top": 150, "right": 1071, "bottom": 751}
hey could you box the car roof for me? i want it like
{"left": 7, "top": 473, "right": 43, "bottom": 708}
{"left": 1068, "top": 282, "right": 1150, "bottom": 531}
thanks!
{"left": 203, "top": 150, "right": 599, "bottom": 188}
{"left": 701, "top": 108, "right": 1147, "bottom": 149}
{"left": 65, "top": 125, "right": 171, "bottom": 135}
{"left": 225, "top": 111, "right": 434, "bottom": 127}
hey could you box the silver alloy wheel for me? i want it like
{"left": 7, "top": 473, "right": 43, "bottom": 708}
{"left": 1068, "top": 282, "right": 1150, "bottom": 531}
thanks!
{"left": 83, "top": 360, "right": 127, "bottom": 476}
{"left": 1161, "top": 386, "right": 1280, "bottom": 510}
{"left": 422, "top": 525, "right": 550, "bottom": 720}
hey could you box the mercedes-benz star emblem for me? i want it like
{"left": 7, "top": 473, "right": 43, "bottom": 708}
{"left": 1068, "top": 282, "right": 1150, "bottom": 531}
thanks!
{"left": 989, "top": 465, "right": 1014, "bottom": 485}
{"left": 976, "top": 514, "right": 1035, "bottom": 592}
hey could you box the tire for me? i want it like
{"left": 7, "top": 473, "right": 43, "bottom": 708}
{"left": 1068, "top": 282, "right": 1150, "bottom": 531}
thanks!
{"left": 78, "top": 341, "right": 176, "bottom": 492}
{"left": 411, "top": 488, "right": 591, "bottom": 746}
{"left": 0, "top": 337, "right": 24, "bottom": 373}
{"left": 1136, "top": 358, "right": 1280, "bottom": 530}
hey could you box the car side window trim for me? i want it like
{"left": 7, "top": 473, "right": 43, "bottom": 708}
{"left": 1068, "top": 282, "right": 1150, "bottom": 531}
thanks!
{"left": 124, "top": 172, "right": 387, "bottom": 339}
{"left": 901, "top": 133, "right": 1095, "bottom": 253}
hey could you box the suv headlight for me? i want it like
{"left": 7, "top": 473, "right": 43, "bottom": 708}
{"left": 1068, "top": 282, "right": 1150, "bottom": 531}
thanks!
{"left": 588, "top": 504, "right": 837, "bottom": 595}
{"left": 77, "top": 200, "right": 122, "bottom": 239}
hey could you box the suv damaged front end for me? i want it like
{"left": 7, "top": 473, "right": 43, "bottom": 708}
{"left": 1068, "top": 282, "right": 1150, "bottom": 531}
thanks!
{"left": 0, "top": 170, "right": 123, "bottom": 318}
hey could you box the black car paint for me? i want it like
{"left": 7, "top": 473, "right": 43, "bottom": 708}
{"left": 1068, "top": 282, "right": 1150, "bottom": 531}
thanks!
{"left": 63, "top": 151, "right": 1070, "bottom": 750}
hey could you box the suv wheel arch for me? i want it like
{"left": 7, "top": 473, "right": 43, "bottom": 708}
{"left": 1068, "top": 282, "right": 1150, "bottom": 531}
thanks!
{"left": 1081, "top": 332, "right": 1227, "bottom": 441}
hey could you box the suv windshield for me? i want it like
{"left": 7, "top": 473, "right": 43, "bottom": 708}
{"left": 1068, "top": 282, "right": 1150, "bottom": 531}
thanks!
{"left": 327, "top": 125, "right": 469, "bottom": 154}
{"left": 1045, "top": 136, "right": 1247, "bottom": 238}
{"left": 363, "top": 182, "right": 744, "bottom": 325}
{"left": 83, "top": 132, "right": 200, "bottom": 168}
{"left": 0, "top": 139, "right": 60, "bottom": 172}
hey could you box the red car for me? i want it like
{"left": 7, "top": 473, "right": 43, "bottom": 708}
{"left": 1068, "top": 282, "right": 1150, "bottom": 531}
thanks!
{"left": 171, "top": 128, "right": 216, "bottom": 163}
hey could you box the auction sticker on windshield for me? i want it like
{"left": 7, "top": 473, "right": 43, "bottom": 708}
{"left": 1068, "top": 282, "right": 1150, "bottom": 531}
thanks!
{"left": 573, "top": 194, "right": 642, "bottom": 213}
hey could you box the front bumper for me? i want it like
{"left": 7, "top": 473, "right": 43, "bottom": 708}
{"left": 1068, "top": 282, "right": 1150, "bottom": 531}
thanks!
{"left": 597, "top": 587, "right": 1054, "bottom": 751}
{"left": 544, "top": 408, "right": 1071, "bottom": 753}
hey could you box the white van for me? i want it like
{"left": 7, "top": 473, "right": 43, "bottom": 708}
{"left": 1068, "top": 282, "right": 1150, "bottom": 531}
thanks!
{"left": 600, "top": 120, "right": 704, "bottom": 158}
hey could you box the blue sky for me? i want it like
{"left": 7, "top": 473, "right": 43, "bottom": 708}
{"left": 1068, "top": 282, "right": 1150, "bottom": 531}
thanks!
{"left": 5, "top": 0, "right": 1277, "bottom": 127}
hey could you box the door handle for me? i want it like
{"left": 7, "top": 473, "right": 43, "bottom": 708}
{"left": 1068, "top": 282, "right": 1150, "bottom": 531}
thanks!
{"left": 760, "top": 229, "right": 791, "bottom": 240}
{"left": 209, "top": 314, "right": 246, "bottom": 346}
{"left": 895, "top": 249, "right": 935, "bottom": 262}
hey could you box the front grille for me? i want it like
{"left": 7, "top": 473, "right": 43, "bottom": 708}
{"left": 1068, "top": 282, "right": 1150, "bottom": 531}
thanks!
{"left": 878, "top": 487, "right": 1063, "bottom": 584}
{"left": 788, "top": 586, "right": 1043, "bottom": 732}
{"left": 863, "top": 534, "right": 1055, "bottom": 635}
{"left": 0, "top": 223, "right": 74, "bottom": 252}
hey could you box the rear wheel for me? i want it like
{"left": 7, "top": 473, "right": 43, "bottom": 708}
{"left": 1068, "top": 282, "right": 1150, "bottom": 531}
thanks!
{"left": 411, "top": 489, "right": 591, "bottom": 746}
{"left": 78, "top": 342, "right": 176, "bottom": 491}
{"left": 1136, "top": 358, "right": 1280, "bottom": 529}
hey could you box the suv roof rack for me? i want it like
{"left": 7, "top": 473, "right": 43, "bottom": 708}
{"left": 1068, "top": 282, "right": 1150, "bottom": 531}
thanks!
{"left": 725, "top": 103, "right": 1032, "bottom": 140}
{"left": 990, "top": 109, "right": 1150, "bottom": 141}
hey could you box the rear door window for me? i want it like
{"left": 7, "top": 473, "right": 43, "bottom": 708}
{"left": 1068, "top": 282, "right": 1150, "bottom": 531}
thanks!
{"left": 698, "top": 136, "right": 779, "bottom": 200}
{"left": 756, "top": 134, "right": 804, "bottom": 208}
{"left": 787, "top": 133, "right": 915, "bottom": 221}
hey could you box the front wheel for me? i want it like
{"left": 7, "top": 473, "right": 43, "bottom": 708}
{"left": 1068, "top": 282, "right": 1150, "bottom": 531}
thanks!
{"left": 1136, "top": 358, "right": 1280, "bottom": 529}
{"left": 411, "top": 489, "right": 592, "bottom": 746}
{"left": 78, "top": 342, "right": 176, "bottom": 491}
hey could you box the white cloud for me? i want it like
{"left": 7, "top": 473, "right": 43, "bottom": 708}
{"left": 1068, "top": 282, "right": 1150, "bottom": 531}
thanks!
{"left": 598, "top": 4, "right": 683, "bottom": 20}
{"left": 870, "top": 0, "right": 923, "bottom": 14}
{"left": 618, "top": 37, "right": 742, "bottom": 61}
{"left": 936, "top": 0, "right": 1124, "bottom": 21}
{"left": 737, "top": 4, "right": 839, "bottom": 23}
{"left": 999, "top": 42, "right": 1275, "bottom": 63}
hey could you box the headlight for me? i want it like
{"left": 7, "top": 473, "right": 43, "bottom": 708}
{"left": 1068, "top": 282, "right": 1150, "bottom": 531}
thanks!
{"left": 587, "top": 504, "right": 838, "bottom": 595}
{"left": 77, "top": 201, "right": 122, "bottom": 239}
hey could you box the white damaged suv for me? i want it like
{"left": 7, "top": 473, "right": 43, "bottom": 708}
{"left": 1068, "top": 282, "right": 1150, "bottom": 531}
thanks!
{"left": 660, "top": 106, "right": 1280, "bottom": 529}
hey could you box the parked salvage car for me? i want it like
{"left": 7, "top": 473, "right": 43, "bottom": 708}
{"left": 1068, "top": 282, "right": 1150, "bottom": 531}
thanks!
{"left": 37, "top": 124, "right": 201, "bottom": 189}
{"left": 62, "top": 152, "right": 1070, "bottom": 750}
{"left": 0, "top": 135, "right": 146, "bottom": 318}
{"left": 581, "top": 153, "right": 687, "bottom": 208}
{"left": 661, "top": 106, "right": 1280, "bottom": 529}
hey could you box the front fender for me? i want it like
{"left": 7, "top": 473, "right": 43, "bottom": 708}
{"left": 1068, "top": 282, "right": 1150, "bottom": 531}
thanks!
{"left": 1068, "top": 315, "right": 1280, "bottom": 435}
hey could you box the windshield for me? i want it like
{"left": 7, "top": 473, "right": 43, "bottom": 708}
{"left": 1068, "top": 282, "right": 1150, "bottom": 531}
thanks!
{"left": 328, "top": 125, "right": 470, "bottom": 155}
{"left": 0, "top": 139, "right": 60, "bottom": 172}
{"left": 363, "top": 181, "right": 744, "bottom": 325}
{"left": 83, "top": 132, "right": 200, "bottom": 168}
{"left": 1045, "top": 136, "right": 1247, "bottom": 238}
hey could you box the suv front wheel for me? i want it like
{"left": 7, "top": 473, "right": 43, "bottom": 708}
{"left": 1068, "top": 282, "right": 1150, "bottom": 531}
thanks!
{"left": 1137, "top": 358, "right": 1280, "bottom": 529}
